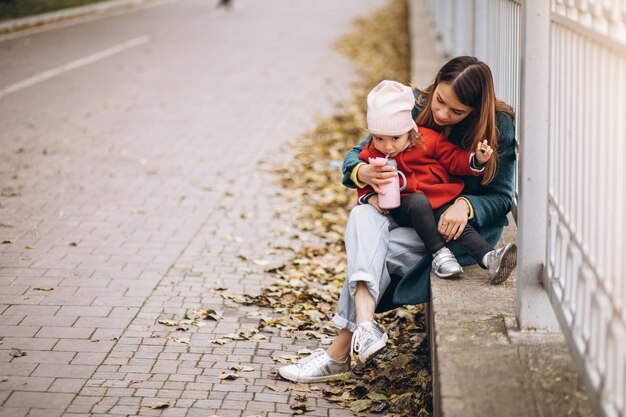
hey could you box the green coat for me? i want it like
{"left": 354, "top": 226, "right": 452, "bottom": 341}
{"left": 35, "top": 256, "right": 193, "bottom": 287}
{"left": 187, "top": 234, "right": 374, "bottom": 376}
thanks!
{"left": 341, "top": 89, "right": 516, "bottom": 311}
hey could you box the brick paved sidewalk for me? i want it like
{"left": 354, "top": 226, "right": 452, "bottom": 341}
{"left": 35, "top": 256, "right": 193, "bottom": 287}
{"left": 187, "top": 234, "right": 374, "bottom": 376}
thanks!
{"left": 0, "top": 0, "right": 386, "bottom": 415}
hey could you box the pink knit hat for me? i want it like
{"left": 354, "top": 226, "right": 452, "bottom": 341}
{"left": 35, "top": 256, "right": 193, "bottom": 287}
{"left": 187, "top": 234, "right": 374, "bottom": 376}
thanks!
{"left": 366, "top": 80, "right": 418, "bottom": 136}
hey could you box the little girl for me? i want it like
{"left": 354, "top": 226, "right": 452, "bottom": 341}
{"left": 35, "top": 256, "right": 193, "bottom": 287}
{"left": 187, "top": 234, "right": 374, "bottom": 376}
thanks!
{"left": 356, "top": 80, "right": 517, "bottom": 283}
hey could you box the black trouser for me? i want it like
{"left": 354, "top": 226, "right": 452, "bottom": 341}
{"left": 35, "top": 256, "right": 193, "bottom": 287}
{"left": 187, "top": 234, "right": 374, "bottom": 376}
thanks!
{"left": 390, "top": 193, "right": 494, "bottom": 267}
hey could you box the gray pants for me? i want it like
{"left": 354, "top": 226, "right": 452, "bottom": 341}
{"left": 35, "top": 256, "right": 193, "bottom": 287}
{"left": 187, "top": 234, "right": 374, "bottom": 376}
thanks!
{"left": 331, "top": 204, "right": 427, "bottom": 332}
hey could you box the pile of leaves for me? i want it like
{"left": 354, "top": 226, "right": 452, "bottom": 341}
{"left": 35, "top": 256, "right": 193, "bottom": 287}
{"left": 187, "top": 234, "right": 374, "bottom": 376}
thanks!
{"left": 242, "top": 0, "right": 433, "bottom": 415}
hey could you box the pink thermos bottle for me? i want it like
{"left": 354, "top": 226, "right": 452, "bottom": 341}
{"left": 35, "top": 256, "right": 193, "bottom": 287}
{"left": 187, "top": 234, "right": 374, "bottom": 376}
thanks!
{"left": 368, "top": 157, "right": 406, "bottom": 209}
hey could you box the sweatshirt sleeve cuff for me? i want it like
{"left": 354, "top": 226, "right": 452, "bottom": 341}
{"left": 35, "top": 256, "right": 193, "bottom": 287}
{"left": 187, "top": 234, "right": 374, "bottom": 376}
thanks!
{"left": 455, "top": 196, "right": 475, "bottom": 220}
{"left": 358, "top": 192, "right": 376, "bottom": 205}
{"left": 469, "top": 152, "right": 486, "bottom": 173}
{"left": 350, "top": 162, "right": 368, "bottom": 188}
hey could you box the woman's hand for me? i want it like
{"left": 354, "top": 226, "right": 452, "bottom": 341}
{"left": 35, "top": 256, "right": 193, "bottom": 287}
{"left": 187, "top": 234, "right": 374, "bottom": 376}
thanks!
{"left": 438, "top": 199, "right": 470, "bottom": 241}
{"left": 357, "top": 164, "right": 396, "bottom": 193}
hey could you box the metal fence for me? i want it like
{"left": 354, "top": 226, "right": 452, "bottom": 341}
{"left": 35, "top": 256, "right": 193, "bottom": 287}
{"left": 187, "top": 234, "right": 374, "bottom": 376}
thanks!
{"left": 426, "top": 1, "right": 626, "bottom": 416}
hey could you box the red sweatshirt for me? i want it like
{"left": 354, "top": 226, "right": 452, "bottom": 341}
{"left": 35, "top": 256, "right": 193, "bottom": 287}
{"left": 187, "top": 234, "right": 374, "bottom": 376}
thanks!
{"left": 358, "top": 127, "right": 480, "bottom": 209}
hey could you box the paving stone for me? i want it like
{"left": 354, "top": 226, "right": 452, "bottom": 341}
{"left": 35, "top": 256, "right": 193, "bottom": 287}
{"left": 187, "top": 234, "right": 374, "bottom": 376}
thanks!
{"left": 4, "top": 392, "right": 74, "bottom": 409}
{"left": 25, "top": 409, "right": 64, "bottom": 417}
{"left": 0, "top": 376, "right": 54, "bottom": 392}
{"left": 0, "top": 408, "right": 29, "bottom": 417}
{"left": 0, "top": 337, "right": 59, "bottom": 351}
{"left": 31, "top": 364, "right": 97, "bottom": 378}
{"left": 11, "top": 351, "right": 75, "bottom": 365}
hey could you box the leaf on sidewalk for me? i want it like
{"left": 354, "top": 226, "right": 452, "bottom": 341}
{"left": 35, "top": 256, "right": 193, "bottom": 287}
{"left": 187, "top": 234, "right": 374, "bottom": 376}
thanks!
{"left": 157, "top": 320, "right": 179, "bottom": 327}
{"left": 266, "top": 384, "right": 289, "bottom": 392}
{"left": 148, "top": 401, "right": 170, "bottom": 409}
{"left": 350, "top": 399, "right": 372, "bottom": 413}
{"left": 290, "top": 394, "right": 314, "bottom": 415}
{"left": 370, "top": 401, "right": 391, "bottom": 413}
{"left": 367, "top": 392, "right": 388, "bottom": 401}
{"left": 271, "top": 353, "right": 300, "bottom": 364}
{"left": 222, "top": 333, "right": 244, "bottom": 341}
{"left": 221, "top": 294, "right": 255, "bottom": 305}
{"left": 9, "top": 348, "right": 26, "bottom": 358}
{"left": 218, "top": 373, "right": 240, "bottom": 380}
{"left": 229, "top": 365, "right": 254, "bottom": 372}
{"left": 188, "top": 308, "right": 222, "bottom": 321}
{"left": 170, "top": 337, "right": 190, "bottom": 345}
{"left": 33, "top": 287, "right": 54, "bottom": 291}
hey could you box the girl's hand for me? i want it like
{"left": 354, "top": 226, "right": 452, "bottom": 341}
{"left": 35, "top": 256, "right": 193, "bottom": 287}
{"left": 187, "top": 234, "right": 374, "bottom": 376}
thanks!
{"left": 368, "top": 195, "right": 389, "bottom": 215}
{"left": 357, "top": 163, "right": 396, "bottom": 193}
{"left": 438, "top": 199, "right": 470, "bottom": 241}
{"left": 475, "top": 139, "right": 494, "bottom": 165}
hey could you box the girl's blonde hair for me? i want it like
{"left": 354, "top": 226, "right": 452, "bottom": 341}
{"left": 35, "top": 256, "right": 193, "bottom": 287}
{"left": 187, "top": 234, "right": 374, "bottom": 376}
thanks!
{"left": 367, "top": 128, "right": 422, "bottom": 151}
{"left": 413, "top": 56, "right": 515, "bottom": 185}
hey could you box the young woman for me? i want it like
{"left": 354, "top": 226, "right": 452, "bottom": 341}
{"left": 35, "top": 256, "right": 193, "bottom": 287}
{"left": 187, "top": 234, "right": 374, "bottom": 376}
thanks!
{"left": 279, "top": 56, "right": 516, "bottom": 383}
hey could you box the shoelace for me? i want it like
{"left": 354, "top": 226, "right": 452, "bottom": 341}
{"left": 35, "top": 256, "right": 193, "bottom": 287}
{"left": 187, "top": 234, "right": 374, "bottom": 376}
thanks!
{"left": 299, "top": 350, "right": 328, "bottom": 371}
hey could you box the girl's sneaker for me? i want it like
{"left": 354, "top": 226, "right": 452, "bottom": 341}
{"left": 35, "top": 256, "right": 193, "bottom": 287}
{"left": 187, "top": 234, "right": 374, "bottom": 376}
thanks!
{"left": 351, "top": 321, "right": 388, "bottom": 364}
{"left": 278, "top": 349, "right": 350, "bottom": 383}
{"left": 432, "top": 247, "right": 463, "bottom": 278}
{"left": 484, "top": 243, "right": 518, "bottom": 284}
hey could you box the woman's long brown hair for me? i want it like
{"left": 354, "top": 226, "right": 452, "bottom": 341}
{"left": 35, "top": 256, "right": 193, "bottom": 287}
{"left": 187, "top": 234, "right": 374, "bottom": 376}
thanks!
{"left": 413, "top": 56, "right": 515, "bottom": 185}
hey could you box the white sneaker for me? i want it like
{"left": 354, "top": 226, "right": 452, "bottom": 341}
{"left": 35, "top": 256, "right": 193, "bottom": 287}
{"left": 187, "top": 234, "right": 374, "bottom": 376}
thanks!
{"left": 350, "top": 321, "right": 388, "bottom": 364}
{"left": 278, "top": 349, "right": 350, "bottom": 383}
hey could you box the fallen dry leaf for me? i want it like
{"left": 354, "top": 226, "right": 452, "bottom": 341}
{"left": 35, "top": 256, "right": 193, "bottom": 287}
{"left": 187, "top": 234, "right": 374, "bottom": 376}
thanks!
{"left": 9, "top": 348, "right": 26, "bottom": 358}
{"left": 229, "top": 365, "right": 254, "bottom": 372}
{"left": 148, "top": 401, "right": 170, "bottom": 409}
{"left": 157, "top": 320, "right": 178, "bottom": 327}
{"left": 266, "top": 384, "right": 289, "bottom": 393}
{"left": 217, "top": 373, "right": 240, "bottom": 380}
{"left": 290, "top": 383, "right": 312, "bottom": 392}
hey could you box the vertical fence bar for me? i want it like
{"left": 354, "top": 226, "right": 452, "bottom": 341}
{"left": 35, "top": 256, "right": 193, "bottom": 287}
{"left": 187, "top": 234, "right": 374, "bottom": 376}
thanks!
{"left": 517, "top": 0, "right": 561, "bottom": 330}
{"left": 474, "top": 0, "right": 489, "bottom": 57}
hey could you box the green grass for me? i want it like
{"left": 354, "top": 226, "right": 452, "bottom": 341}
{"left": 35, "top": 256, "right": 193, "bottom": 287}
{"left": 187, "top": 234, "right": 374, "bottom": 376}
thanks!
{"left": 0, "top": 0, "right": 111, "bottom": 22}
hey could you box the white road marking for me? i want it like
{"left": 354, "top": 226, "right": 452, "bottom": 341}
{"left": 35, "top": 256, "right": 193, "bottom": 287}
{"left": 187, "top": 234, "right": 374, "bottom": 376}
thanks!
{"left": 0, "top": 35, "right": 150, "bottom": 99}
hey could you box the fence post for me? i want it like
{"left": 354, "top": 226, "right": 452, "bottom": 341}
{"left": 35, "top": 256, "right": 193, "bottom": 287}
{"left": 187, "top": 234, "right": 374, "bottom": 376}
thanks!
{"left": 516, "top": 0, "right": 559, "bottom": 330}
{"left": 473, "top": 0, "right": 488, "bottom": 59}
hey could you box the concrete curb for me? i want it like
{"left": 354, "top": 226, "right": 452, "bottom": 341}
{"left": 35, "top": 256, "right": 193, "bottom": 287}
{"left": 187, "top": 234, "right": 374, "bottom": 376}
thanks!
{"left": 0, "top": 0, "right": 157, "bottom": 36}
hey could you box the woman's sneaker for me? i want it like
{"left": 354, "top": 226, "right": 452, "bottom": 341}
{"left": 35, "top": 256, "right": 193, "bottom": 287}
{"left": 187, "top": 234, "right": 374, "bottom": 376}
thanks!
{"left": 351, "top": 321, "right": 388, "bottom": 364}
{"left": 431, "top": 247, "right": 463, "bottom": 278}
{"left": 278, "top": 349, "right": 350, "bottom": 383}
{"left": 484, "top": 243, "right": 517, "bottom": 284}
